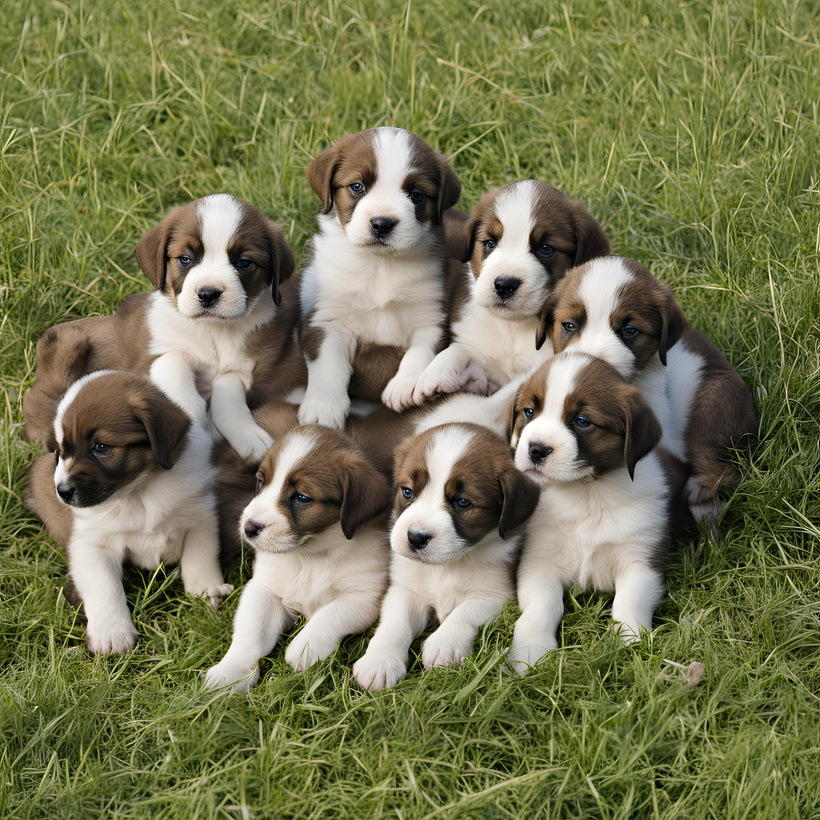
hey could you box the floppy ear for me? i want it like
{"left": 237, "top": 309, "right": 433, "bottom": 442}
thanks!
{"left": 435, "top": 154, "right": 462, "bottom": 222}
{"left": 306, "top": 143, "right": 340, "bottom": 215}
{"left": 573, "top": 207, "right": 611, "bottom": 266}
{"left": 464, "top": 192, "right": 493, "bottom": 269}
{"left": 441, "top": 207, "right": 471, "bottom": 262}
{"left": 263, "top": 219, "right": 296, "bottom": 306}
{"left": 507, "top": 387, "right": 522, "bottom": 448}
{"left": 339, "top": 453, "right": 392, "bottom": 540}
{"left": 498, "top": 468, "right": 541, "bottom": 539}
{"left": 535, "top": 294, "right": 558, "bottom": 351}
{"left": 657, "top": 289, "right": 687, "bottom": 366}
{"left": 135, "top": 216, "right": 173, "bottom": 291}
{"left": 623, "top": 392, "right": 662, "bottom": 480}
{"left": 133, "top": 388, "right": 191, "bottom": 470}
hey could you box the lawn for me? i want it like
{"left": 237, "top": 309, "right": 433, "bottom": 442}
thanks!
{"left": 1, "top": 0, "right": 819, "bottom": 817}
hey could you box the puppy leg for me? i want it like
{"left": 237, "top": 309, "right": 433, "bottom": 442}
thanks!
{"left": 69, "top": 537, "right": 138, "bottom": 655}
{"left": 421, "top": 597, "right": 503, "bottom": 669}
{"left": 299, "top": 324, "right": 354, "bottom": 429}
{"left": 611, "top": 564, "right": 666, "bottom": 644}
{"left": 508, "top": 574, "right": 564, "bottom": 675}
{"left": 210, "top": 372, "right": 274, "bottom": 462}
{"left": 285, "top": 595, "right": 381, "bottom": 672}
{"left": 179, "top": 511, "right": 234, "bottom": 607}
{"left": 382, "top": 325, "right": 443, "bottom": 412}
{"left": 352, "top": 586, "right": 428, "bottom": 690}
{"left": 150, "top": 351, "right": 207, "bottom": 427}
{"left": 411, "top": 344, "right": 488, "bottom": 405}
{"left": 204, "top": 576, "right": 295, "bottom": 694}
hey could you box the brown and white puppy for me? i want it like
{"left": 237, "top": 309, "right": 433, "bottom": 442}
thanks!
{"left": 507, "top": 352, "right": 684, "bottom": 674}
{"left": 24, "top": 194, "right": 304, "bottom": 462}
{"left": 352, "top": 423, "right": 540, "bottom": 690}
{"left": 536, "top": 256, "right": 758, "bottom": 520}
{"left": 205, "top": 426, "right": 392, "bottom": 693}
{"left": 410, "top": 181, "right": 610, "bottom": 403}
{"left": 298, "top": 127, "right": 462, "bottom": 428}
{"left": 24, "top": 371, "right": 232, "bottom": 655}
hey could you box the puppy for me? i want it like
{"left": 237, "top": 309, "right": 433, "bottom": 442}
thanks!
{"left": 352, "top": 423, "right": 540, "bottom": 690}
{"left": 536, "top": 256, "right": 758, "bottom": 520}
{"left": 507, "top": 352, "right": 683, "bottom": 674}
{"left": 204, "top": 426, "right": 391, "bottom": 693}
{"left": 298, "top": 126, "right": 462, "bottom": 428}
{"left": 411, "top": 181, "right": 610, "bottom": 403}
{"left": 24, "top": 371, "right": 232, "bottom": 655}
{"left": 24, "top": 195, "right": 304, "bottom": 461}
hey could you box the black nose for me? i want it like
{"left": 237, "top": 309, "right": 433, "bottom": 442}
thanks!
{"left": 529, "top": 443, "right": 554, "bottom": 464}
{"left": 407, "top": 528, "right": 432, "bottom": 550}
{"left": 370, "top": 216, "right": 398, "bottom": 239}
{"left": 197, "top": 287, "right": 223, "bottom": 307}
{"left": 494, "top": 277, "right": 521, "bottom": 299}
{"left": 243, "top": 520, "right": 265, "bottom": 539}
{"left": 56, "top": 482, "right": 76, "bottom": 503}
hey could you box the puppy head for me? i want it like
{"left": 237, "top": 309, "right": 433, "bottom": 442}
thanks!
{"left": 511, "top": 352, "right": 661, "bottom": 485}
{"left": 240, "top": 426, "right": 391, "bottom": 553}
{"left": 52, "top": 371, "right": 191, "bottom": 508}
{"left": 391, "top": 423, "right": 540, "bottom": 564}
{"left": 536, "top": 256, "right": 688, "bottom": 377}
{"left": 466, "top": 181, "right": 610, "bottom": 319}
{"left": 135, "top": 194, "right": 295, "bottom": 315}
{"left": 306, "top": 127, "right": 461, "bottom": 255}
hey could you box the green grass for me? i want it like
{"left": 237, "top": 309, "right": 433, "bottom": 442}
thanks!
{"left": 2, "top": 0, "right": 819, "bottom": 817}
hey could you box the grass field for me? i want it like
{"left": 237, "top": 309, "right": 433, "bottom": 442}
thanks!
{"left": 2, "top": 0, "right": 819, "bottom": 817}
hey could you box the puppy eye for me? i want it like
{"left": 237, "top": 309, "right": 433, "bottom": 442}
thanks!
{"left": 561, "top": 321, "right": 576, "bottom": 332}
{"left": 292, "top": 492, "right": 312, "bottom": 504}
{"left": 350, "top": 182, "right": 365, "bottom": 195}
{"left": 409, "top": 189, "right": 426, "bottom": 205}
{"left": 234, "top": 258, "right": 253, "bottom": 270}
{"left": 178, "top": 255, "right": 193, "bottom": 269}
{"left": 453, "top": 497, "right": 472, "bottom": 509}
{"left": 621, "top": 325, "right": 639, "bottom": 338}
{"left": 255, "top": 474, "right": 264, "bottom": 495}
{"left": 484, "top": 239, "right": 497, "bottom": 251}
{"left": 573, "top": 416, "right": 594, "bottom": 431}
{"left": 401, "top": 487, "right": 413, "bottom": 500}
{"left": 92, "top": 443, "right": 111, "bottom": 455}
{"left": 536, "top": 243, "right": 555, "bottom": 258}
{"left": 522, "top": 407, "right": 535, "bottom": 419}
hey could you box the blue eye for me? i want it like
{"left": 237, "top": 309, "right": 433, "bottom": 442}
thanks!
{"left": 93, "top": 443, "right": 111, "bottom": 455}
{"left": 178, "top": 255, "right": 192, "bottom": 270}
{"left": 484, "top": 239, "right": 497, "bottom": 251}
{"left": 621, "top": 325, "right": 638, "bottom": 338}
{"left": 350, "top": 182, "right": 365, "bottom": 194}
{"left": 573, "top": 416, "right": 593, "bottom": 430}
{"left": 409, "top": 189, "right": 425, "bottom": 205}
{"left": 234, "top": 258, "right": 252, "bottom": 270}
{"left": 523, "top": 407, "right": 535, "bottom": 419}
{"left": 454, "top": 497, "right": 472, "bottom": 509}
{"left": 562, "top": 321, "right": 576, "bottom": 332}
{"left": 293, "top": 493, "right": 312, "bottom": 504}
{"left": 537, "top": 243, "right": 555, "bottom": 258}
{"left": 401, "top": 487, "right": 413, "bottom": 499}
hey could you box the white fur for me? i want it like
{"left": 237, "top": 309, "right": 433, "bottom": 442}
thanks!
{"left": 53, "top": 370, "right": 116, "bottom": 447}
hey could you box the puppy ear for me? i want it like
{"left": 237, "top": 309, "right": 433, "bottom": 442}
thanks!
{"left": 339, "top": 453, "right": 391, "bottom": 540}
{"left": 306, "top": 143, "right": 340, "bottom": 215}
{"left": 507, "top": 387, "right": 522, "bottom": 448}
{"left": 441, "top": 207, "right": 471, "bottom": 263}
{"left": 264, "top": 220, "right": 296, "bottom": 307}
{"left": 657, "top": 289, "right": 687, "bottom": 366}
{"left": 135, "top": 217, "right": 172, "bottom": 291}
{"left": 435, "top": 154, "right": 462, "bottom": 222}
{"left": 464, "top": 192, "right": 492, "bottom": 267}
{"left": 623, "top": 391, "right": 662, "bottom": 480}
{"left": 573, "top": 207, "right": 611, "bottom": 266}
{"left": 535, "top": 293, "right": 558, "bottom": 351}
{"left": 498, "top": 468, "right": 541, "bottom": 539}
{"left": 133, "top": 388, "right": 191, "bottom": 470}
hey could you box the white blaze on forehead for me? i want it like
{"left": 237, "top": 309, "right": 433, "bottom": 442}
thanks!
{"left": 372, "top": 127, "right": 416, "bottom": 193}
{"left": 492, "top": 181, "right": 536, "bottom": 251}
{"left": 541, "top": 353, "right": 590, "bottom": 424}
{"left": 418, "top": 426, "right": 476, "bottom": 507}
{"left": 53, "top": 369, "right": 118, "bottom": 447}
{"left": 576, "top": 257, "right": 636, "bottom": 331}
{"left": 196, "top": 195, "right": 244, "bottom": 258}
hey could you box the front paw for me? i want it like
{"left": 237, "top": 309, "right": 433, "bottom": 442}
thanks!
{"left": 203, "top": 583, "right": 234, "bottom": 609}
{"left": 352, "top": 650, "right": 407, "bottom": 691}
{"left": 86, "top": 620, "right": 139, "bottom": 656}
{"left": 285, "top": 628, "right": 338, "bottom": 672}
{"left": 381, "top": 371, "right": 422, "bottom": 412}
{"left": 507, "top": 634, "right": 557, "bottom": 676}
{"left": 204, "top": 659, "right": 260, "bottom": 694}
{"left": 421, "top": 629, "right": 472, "bottom": 669}
{"left": 298, "top": 395, "right": 349, "bottom": 429}
{"left": 225, "top": 423, "right": 274, "bottom": 463}
{"left": 412, "top": 362, "right": 471, "bottom": 404}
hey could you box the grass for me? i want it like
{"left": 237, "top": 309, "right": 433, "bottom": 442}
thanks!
{"left": 1, "top": 0, "right": 819, "bottom": 816}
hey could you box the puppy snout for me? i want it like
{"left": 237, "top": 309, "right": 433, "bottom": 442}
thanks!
{"left": 197, "top": 287, "right": 223, "bottom": 307}
{"left": 370, "top": 216, "right": 398, "bottom": 239}
{"left": 243, "top": 519, "right": 265, "bottom": 540}
{"left": 494, "top": 277, "right": 521, "bottom": 299}
{"left": 528, "top": 442, "right": 554, "bottom": 464}
{"left": 407, "top": 527, "right": 432, "bottom": 551}
{"left": 56, "top": 482, "right": 76, "bottom": 504}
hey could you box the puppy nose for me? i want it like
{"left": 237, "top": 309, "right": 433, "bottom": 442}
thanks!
{"left": 197, "top": 287, "right": 223, "bottom": 307}
{"left": 370, "top": 216, "right": 397, "bottom": 238}
{"left": 56, "top": 483, "right": 76, "bottom": 503}
{"left": 528, "top": 443, "right": 554, "bottom": 464}
{"left": 494, "top": 277, "right": 521, "bottom": 299}
{"left": 407, "top": 528, "right": 432, "bottom": 550}
{"left": 243, "top": 520, "right": 265, "bottom": 539}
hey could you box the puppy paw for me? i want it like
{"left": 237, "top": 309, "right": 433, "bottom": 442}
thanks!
{"left": 412, "top": 363, "right": 471, "bottom": 404}
{"left": 203, "top": 583, "right": 234, "bottom": 609}
{"left": 285, "top": 628, "right": 338, "bottom": 672}
{"left": 298, "top": 395, "right": 349, "bottom": 429}
{"left": 381, "top": 372, "right": 422, "bottom": 412}
{"left": 225, "top": 423, "right": 274, "bottom": 463}
{"left": 507, "top": 636, "right": 557, "bottom": 676}
{"left": 203, "top": 659, "right": 260, "bottom": 694}
{"left": 86, "top": 620, "right": 139, "bottom": 656}
{"left": 685, "top": 475, "right": 725, "bottom": 523}
{"left": 421, "top": 630, "right": 472, "bottom": 669}
{"left": 352, "top": 651, "right": 407, "bottom": 691}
